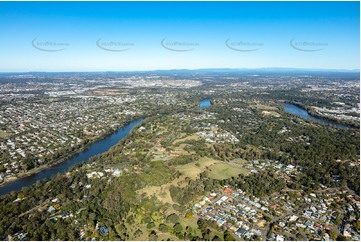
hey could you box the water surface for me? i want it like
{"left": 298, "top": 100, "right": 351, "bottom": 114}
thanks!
{"left": 0, "top": 118, "right": 143, "bottom": 195}
{"left": 200, "top": 99, "right": 211, "bottom": 110}
{"left": 282, "top": 103, "right": 348, "bottom": 129}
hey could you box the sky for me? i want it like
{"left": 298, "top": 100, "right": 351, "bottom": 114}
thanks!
{"left": 0, "top": 1, "right": 359, "bottom": 72}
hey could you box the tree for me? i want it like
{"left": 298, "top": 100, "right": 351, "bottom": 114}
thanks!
{"left": 185, "top": 211, "right": 194, "bottom": 218}
{"left": 166, "top": 213, "right": 179, "bottom": 224}
{"left": 212, "top": 235, "right": 223, "bottom": 241}
{"left": 264, "top": 215, "right": 272, "bottom": 222}
{"left": 223, "top": 229, "right": 235, "bottom": 241}
{"left": 203, "top": 228, "right": 212, "bottom": 240}
{"left": 197, "top": 219, "right": 207, "bottom": 230}
{"left": 353, "top": 220, "right": 360, "bottom": 233}
{"left": 334, "top": 211, "right": 341, "bottom": 225}
{"left": 330, "top": 230, "right": 338, "bottom": 240}
{"left": 147, "top": 222, "right": 155, "bottom": 229}
{"left": 149, "top": 230, "right": 158, "bottom": 240}
{"left": 17, "top": 193, "right": 25, "bottom": 199}
{"left": 173, "top": 223, "right": 183, "bottom": 233}
{"left": 159, "top": 224, "right": 168, "bottom": 233}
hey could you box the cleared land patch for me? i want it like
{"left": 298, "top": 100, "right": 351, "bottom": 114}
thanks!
{"left": 136, "top": 176, "right": 187, "bottom": 205}
{"left": 251, "top": 104, "right": 278, "bottom": 111}
{"left": 137, "top": 157, "right": 220, "bottom": 205}
{"left": 262, "top": 110, "right": 281, "bottom": 117}
{"left": 0, "top": 130, "right": 10, "bottom": 139}
{"left": 172, "top": 134, "right": 200, "bottom": 145}
{"left": 175, "top": 157, "right": 219, "bottom": 179}
{"left": 207, "top": 162, "right": 250, "bottom": 180}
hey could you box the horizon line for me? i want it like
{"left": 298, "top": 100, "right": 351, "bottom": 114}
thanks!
{"left": 0, "top": 67, "right": 360, "bottom": 74}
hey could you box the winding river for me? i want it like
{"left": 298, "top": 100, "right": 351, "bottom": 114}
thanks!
{"left": 0, "top": 118, "right": 143, "bottom": 195}
{"left": 0, "top": 99, "right": 212, "bottom": 195}
{"left": 282, "top": 103, "right": 350, "bottom": 129}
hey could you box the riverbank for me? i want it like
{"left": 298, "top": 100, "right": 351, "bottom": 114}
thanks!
{"left": 281, "top": 102, "right": 355, "bottom": 129}
{"left": 0, "top": 126, "right": 114, "bottom": 186}
{"left": 0, "top": 117, "right": 143, "bottom": 194}
{"left": 0, "top": 146, "right": 88, "bottom": 187}
{"left": 307, "top": 108, "right": 359, "bottom": 128}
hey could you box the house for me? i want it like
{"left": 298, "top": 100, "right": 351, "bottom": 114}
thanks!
{"left": 61, "top": 212, "right": 72, "bottom": 219}
{"left": 209, "top": 192, "right": 217, "bottom": 199}
{"left": 269, "top": 233, "right": 276, "bottom": 240}
{"left": 236, "top": 228, "right": 247, "bottom": 237}
{"left": 304, "top": 210, "right": 312, "bottom": 217}
{"left": 224, "top": 188, "right": 233, "bottom": 194}
{"left": 305, "top": 220, "right": 314, "bottom": 228}
{"left": 269, "top": 204, "right": 277, "bottom": 210}
{"left": 343, "top": 230, "right": 351, "bottom": 238}
{"left": 215, "top": 196, "right": 228, "bottom": 205}
{"left": 276, "top": 234, "right": 285, "bottom": 241}
{"left": 286, "top": 164, "right": 295, "bottom": 170}
{"left": 257, "top": 220, "right": 266, "bottom": 228}
{"left": 217, "top": 219, "right": 225, "bottom": 226}
{"left": 310, "top": 193, "right": 317, "bottom": 198}
{"left": 296, "top": 223, "right": 306, "bottom": 229}
{"left": 279, "top": 222, "right": 286, "bottom": 227}
{"left": 100, "top": 226, "right": 109, "bottom": 236}
{"left": 47, "top": 206, "right": 56, "bottom": 213}
{"left": 244, "top": 232, "right": 253, "bottom": 239}
{"left": 13, "top": 232, "right": 27, "bottom": 241}
{"left": 199, "top": 200, "right": 206, "bottom": 206}
{"left": 112, "top": 169, "right": 121, "bottom": 177}
{"left": 254, "top": 202, "right": 261, "bottom": 208}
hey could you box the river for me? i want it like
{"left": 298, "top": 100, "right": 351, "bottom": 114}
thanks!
{"left": 0, "top": 99, "right": 212, "bottom": 195}
{"left": 0, "top": 118, "right": 143, "bottom": 195}
{"left": 200, "top": 99, "right": 211, "bottom": 110}
{"left": 282, "top": 103, "right": 349, "bottom": 129}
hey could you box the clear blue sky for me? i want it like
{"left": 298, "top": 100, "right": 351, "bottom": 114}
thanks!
{"left": 0, "top": 1, "right": 359, "bottom": 71}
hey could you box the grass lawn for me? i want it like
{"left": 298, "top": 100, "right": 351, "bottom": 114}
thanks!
{"left": 137, "top": 157, "right": 221, "bottom": 206}
{"left": 130, "top": 223, "right": 148, "bottom": 240}
{"left": 262, "top": 110, "right": 281, "bottom": 117}
{"left": 173, "top": 143, "right": 195, "bottom": 155}
{"left": 179, "top": 216, "right": 198, "bottom": 229}
{"left": 207, "top": 162, "right": 249, "bottom": 180}
{"left": 157, "top": 232, "right": 179, "bottom": 241}
{"left": 138, "top": 184, "right": 174, "bottom": 205}
{"left": 230, "top": 158, "right": 249, "bottom": 167}
{"left": 0, "top": 130, "right": 10, "bottom": 139}
{"left": 175, "top": 157, "right": 219, "bottom": 180}
{"left": 136, "top": 175, "right": 187, "bottom": 206}
{"left": 179, "top": 216, "right": 203, "bottom": 237}
{"left": 251, "top": 104, "right": 278, "bottom": 111}
{"left": 172, "top": 134, "right": 200, "bottom": 145}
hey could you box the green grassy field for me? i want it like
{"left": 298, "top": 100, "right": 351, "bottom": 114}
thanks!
{"left": 251, "top": 104, "right": 278, "bottom": 111}
{"left": 172, "top": 134, "right": 200, "bottom": 145}
{"left": 179, "top": 216, "right": 202, "bottom": 237}
{"left": 207, "top": 162, "right": 249, "bottom": 180}
{"left": 230, "top": 158, "right": 248, "bottom": 165}
{"left": 175, "top": 157, "right": 218, "bottom": 179}
{"left": 0, "top": 130, "right": 10, "bottom": 139}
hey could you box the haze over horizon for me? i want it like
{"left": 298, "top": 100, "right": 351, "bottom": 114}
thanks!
{"left": 0, "top": 1, "right": 359, "bottom": 72}
{"left": 0, "top": 67, "right": 360, "bottom": 74}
